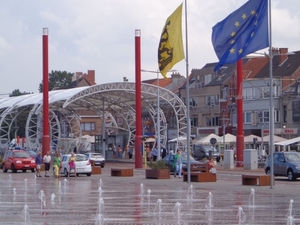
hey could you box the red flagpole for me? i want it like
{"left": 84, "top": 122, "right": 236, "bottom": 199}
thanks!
{"left": 42, "top": 28, "right": 50, "bottom": 157}
{"left": 135, "top": 29, "right": 142, "bottom": 168}
{"left": 236, "top": 59, "right": 244, "bottom": 167}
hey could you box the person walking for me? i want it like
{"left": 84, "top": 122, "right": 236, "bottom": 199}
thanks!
{"left": 128, "top": 146, "right": 133, "bottom": 159}
{"left": 53, "top": 152, "right": 61, "bottom": 178}
{"left": 161, "top": 146, "right": 167, "bottom": 159}
{"left": 68, "top": 152, "right": 77, "bottom": 177}
{"left": 43, "top": 151, "right": 51, "bottom": 177}
{"left": 152, "top": 146, "right": 158, "bottom": 161}
{"left": 112, "top": 144, "right": 116, "bottom": 159}
{"left": 173, "top": 149, "right": 183, "bottom": 178}
{"left": 117, "top": 145, "right": 122, "bottom": 159}
{"left": 35, "top": 152, "right": 43, "bottom": 177}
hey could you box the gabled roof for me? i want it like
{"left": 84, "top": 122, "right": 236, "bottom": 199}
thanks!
{"left": 255, "top": 50, "right": 300, "bottom": 78}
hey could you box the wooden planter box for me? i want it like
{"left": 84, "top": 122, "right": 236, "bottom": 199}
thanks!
{"left": 145, "top": 169, "right": 170, "bottom": 179}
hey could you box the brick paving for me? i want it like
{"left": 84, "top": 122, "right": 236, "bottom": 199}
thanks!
{"left": 0, "top": 160, "right": 299, "bottom": 224}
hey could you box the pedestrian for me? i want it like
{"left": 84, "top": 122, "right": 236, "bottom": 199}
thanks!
{"left": 117, "top": 145, "right": 122, "bottom": 159}
{"left": 35, "top": 152, "right": 42, "bottom": 177}
{"left": 68, "top": 152, "right": 77, "bottom": 177}
{"left": 124, "top": 145, "right": 129, "bottom": 159}
{"left": 152, "top": 146, "right": 158, "bottom": 161}
{"left": 161, "top": 146, "right": 167, "bottom": 159}
{"left": 172, "top": 149, "right": 183, "bottom": 178}
{"left": 112, "top": 144, "right": 116, "bottom": 159}
{"left": 53, "top": 152, "right": 61, "bottom": 178}
{"left": 128, "top": 146, "right": 133, "bottom": 159}
{"left": 207, "top": 157, "right": 217, "bottom": 174}
{"left": 43, "top": 151, "right": 51, "bottom": 177}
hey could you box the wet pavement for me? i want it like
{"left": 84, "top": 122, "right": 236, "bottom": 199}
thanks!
{"left": 0, "top": 160, "right": 300, "bottom": 225}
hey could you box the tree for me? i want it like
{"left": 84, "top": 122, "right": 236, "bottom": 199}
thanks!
{"left": 8, "top": 89, "right": 32, "bottom": 138}
{"left": 39, "top": 70, "right": 74, "bottom": 92}
{"left": 9, "top": 89, "right": 32, "bottom": 97}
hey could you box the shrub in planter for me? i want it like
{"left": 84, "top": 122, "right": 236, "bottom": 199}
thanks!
{"left": 146, "top": 160, "right": 170, "bottom": 179}
{"left": 147, "top": 159, "right": 167, "bottom": 170}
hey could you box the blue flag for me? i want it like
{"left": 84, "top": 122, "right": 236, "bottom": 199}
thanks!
{"left": 212, "top": 0, "right": 269, "bottom": 71}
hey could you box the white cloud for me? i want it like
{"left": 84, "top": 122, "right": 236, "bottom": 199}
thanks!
{"left": 0, "top": 0, "right": 299, "bottom": 94}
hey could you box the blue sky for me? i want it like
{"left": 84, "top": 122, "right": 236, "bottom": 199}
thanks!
{"left": 0, "top": 0, "right": 299, "bottom": 94}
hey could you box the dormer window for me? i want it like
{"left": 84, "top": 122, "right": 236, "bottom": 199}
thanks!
{"left": 204, "top": 74, "right": 212, "bottom": 85}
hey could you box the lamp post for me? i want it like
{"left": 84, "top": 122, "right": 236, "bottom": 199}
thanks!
{"left": 141, "top": 69, "right": 176, "bottom": 161}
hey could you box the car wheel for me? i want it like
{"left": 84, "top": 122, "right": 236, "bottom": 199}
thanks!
{"left": 22, "top": 169, "right": 26, "bottom": 173}
{"left": 288, "top": 170, "right": 295, "bottom": 181}
{"left": 31, "top": 169, "right": 35, "bottom": 173}
{"left": 86, "top": 173, "right": 91, "bottom": 176}
{"left": 11, "top": 164, "right": 17, "bottom": 173}
{"left": 265, "top": 167, "right": 270, "bottom": 175}
{"left": 101, "top": 165, "right": 104, "bottom": 168}
{"left": 2, "top": 164, "right": 7, "bottom": 173}
{"left": 64, "top": 168, "right": 68, "bottom": 177}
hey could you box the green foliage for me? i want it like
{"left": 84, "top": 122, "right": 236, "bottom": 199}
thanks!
{"left": 147, "top": 159, "right": 167, "bottom": 170}
{"left": 9, "top": 89, "right": 32, "bottom": 97}
{"left": 39, "top": 70, "right": 74, "bottom": 92}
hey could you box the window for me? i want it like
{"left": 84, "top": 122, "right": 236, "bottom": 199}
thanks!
{"left": 189, "top": 98, "right": 197, "bottom": 107}
{"left": 191, "top": 117, "right": 198, "bottom": 127}
{"left": 206, "top": 116, "right": 220, "bottom": 126}
{"left": 244, "top": 112, "right": 252, "bottom": 124}
{"left": 205, "top": 95, "right": 219, "bottom": 106}
{"left": 261, "top": 87, "right": 270, "bottom": 98}
{"left": 283, "top": 105, "right": 287, "bottom": 123}
{"left": 258, "top": 110, "right": 279, "bottom": 123}
{"left": 243, "top": 88, "right": 253, "bottom": 99}
{"left": 222, "top": 87, "right": 228, "bottom": 100}
{"left": 80, "top": 122, "right": 95, "bottom": 131}
{"left": 204, "top": 74, "right": 212, "bottom": 84}
{"left": 258, "top": 111, "right": 269, "bottom": 123}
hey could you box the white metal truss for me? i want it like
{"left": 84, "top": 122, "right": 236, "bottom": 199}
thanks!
{"left": 63, "top": 82, "right": 187, "bottom": 151}
{"left": 0, "top": 82, "right": 187, "bottom": 152}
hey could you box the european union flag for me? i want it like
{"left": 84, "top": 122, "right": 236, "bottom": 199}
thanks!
{"left": 212, "top": 0, "right": 269, "bottom": 71}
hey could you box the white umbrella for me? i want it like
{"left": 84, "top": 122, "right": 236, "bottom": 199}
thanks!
{"left": 193, "top": 133, "right": 220, "bottom": 145}
{"left": 217, "top": 133, "right": 236, "bottom": 143}
{"left": 244, "top": 134, "right": 262, "bottom": 143}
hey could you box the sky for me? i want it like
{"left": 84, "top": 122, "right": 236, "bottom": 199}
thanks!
{"left": 0, "top": 0, "right": 299, "bottom": 94}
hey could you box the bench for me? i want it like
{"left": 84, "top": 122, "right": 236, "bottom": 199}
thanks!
{"left": 242, "top": 174, "right": 274, "bottom": 186}
{"left": 183, "top": 164, "right": 216, "bottom": 182}
{"left": 91, "top": 161, "right": 101, "bottom": 174}
{"left": 190, "top": 163, "right": 209, "bottom": 172}
{"left": 111, "top": 168, "right": 133, "bottom": 177}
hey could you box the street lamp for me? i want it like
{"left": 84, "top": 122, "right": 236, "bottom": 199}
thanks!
{"left": 141, "top": 69, "right": 177, "bottom": 160}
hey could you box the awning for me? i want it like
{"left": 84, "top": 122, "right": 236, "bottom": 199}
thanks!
{"left": 275, "top": 136, "right": 300, "bottom": 146}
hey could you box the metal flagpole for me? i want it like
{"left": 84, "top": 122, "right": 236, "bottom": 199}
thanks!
{"left": 157, "top": 69, "right": 161, "bottom": 160}
{"left": 184, "top": 0, "right": 191, "bottom": 183}
{"left": 268, "top": 0, "right": 274, "bottom": 189}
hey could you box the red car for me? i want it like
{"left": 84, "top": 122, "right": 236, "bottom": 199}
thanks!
{"left": 2, "top": 149, "right": 36, "bottom": 173}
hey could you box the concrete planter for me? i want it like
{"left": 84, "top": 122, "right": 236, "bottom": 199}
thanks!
{"left": 145, "top": 169, "right": 170, "bottom": 179}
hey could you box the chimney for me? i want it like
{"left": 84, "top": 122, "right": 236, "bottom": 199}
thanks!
{"left": 279, "top": 48, "right": 288, "bottom": 64}
{"left": 87, "top": 70, "right": 96, "bottom": 85}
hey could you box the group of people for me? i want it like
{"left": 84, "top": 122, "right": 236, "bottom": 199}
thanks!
{"left": 112, "top": 144, "right": 134, "bottom": 159}
{"left": 172, "top": 149, "right": 216, "bottom": 178}
{"left": 34, "top": 150, "right": 77, "bottom": 178}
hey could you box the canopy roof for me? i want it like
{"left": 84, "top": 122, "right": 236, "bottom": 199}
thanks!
{"left": 262, "top": 135, "right": 287, "bottom": 143}
{"left": 275, "top": 136, "right": 300, "bottom": 146}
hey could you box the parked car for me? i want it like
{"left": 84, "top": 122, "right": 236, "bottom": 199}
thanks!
{"left": 25, "top": 149, "right": 37, "bottom": 159}
{"left": 60, "top": 154, "right": 92, "bottom": 177}
{"left": 2, "top": 149, "right": 36, "bottom": 173}
{"left": 163, "top": 153, "right": 205, "bottom": 173}
{"left": 192, "top": 145, "right": 221, "bottom": 162}
{"left": 264, "top": 151, "right": 300, "bottom": 181}
{"left": 84, "top": 152, "right": 105, "bottom": 168}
